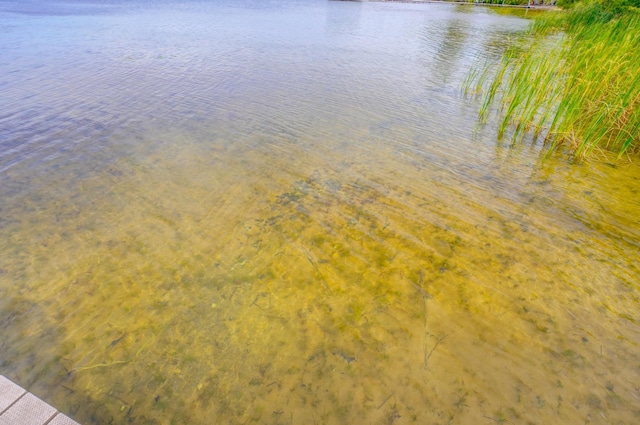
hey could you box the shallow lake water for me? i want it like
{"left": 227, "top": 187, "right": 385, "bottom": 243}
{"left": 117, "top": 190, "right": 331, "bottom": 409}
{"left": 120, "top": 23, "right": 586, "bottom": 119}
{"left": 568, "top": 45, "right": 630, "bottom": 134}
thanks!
{"left": 1, "top": 1, "right": 639, "bottom": 424}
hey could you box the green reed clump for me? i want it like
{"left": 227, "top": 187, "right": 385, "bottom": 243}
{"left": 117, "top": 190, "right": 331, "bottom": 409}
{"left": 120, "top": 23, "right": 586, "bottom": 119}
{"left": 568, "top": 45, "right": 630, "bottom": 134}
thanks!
{"left": 465, "top": 2, "right": 640, "bottom": 159}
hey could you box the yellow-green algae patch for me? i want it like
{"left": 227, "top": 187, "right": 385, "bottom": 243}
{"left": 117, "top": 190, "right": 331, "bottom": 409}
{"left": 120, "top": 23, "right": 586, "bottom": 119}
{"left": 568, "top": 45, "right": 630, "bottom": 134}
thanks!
{"left": 0, "top": 124, "right": 639, "bottom": 424}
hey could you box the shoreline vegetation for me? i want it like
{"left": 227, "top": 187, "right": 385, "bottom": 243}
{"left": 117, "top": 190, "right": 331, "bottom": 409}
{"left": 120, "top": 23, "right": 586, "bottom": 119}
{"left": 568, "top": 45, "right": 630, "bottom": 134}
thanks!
{"left": 332, "top": 0, "right": 557, "bottom": 8}
{"left": 464, "top": 0, "right": 640, "bottom": 160}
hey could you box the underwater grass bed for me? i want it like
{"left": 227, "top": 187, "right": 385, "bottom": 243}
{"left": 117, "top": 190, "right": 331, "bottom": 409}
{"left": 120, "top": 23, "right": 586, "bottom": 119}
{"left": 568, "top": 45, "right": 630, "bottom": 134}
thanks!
{"left": 465, "top": 2, "right": 640, "bottom": 159}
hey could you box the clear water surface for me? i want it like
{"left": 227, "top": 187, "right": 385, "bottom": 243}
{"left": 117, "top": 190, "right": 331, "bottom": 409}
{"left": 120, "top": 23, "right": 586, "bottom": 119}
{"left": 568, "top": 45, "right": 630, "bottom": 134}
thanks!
{"left": 1, "top": 1, "right": 639, "bottom": 424}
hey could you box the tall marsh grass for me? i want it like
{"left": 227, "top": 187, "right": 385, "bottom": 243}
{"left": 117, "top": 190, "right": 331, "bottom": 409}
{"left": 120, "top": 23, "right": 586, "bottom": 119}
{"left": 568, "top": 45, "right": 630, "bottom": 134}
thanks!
{"left": 465, "top": 3, "right": 640, "bottom": 159}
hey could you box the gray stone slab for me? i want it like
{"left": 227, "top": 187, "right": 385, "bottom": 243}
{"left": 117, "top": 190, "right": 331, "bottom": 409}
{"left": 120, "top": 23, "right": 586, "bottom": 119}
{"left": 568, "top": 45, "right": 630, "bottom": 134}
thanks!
{"left": 0, "top": 392, "right": 57, "bottom": 425}
{"left": 48, "top": 413, "right": 82, "bottom": 425}
{"left": 0, "top": 375, "right": 27, "bottom": 414}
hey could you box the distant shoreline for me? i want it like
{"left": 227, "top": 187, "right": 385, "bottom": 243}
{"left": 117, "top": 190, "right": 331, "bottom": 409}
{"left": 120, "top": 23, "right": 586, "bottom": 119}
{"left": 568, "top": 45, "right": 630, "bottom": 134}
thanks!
{"left": 330, "top": 0, "right": 559, "bottom": 10}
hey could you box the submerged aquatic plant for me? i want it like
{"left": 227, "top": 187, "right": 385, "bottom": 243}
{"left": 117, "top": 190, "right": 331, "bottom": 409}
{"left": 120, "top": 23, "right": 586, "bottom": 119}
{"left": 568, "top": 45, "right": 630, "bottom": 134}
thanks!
{"left": 465, "top": 2, "right": 640, "bottom": 159}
